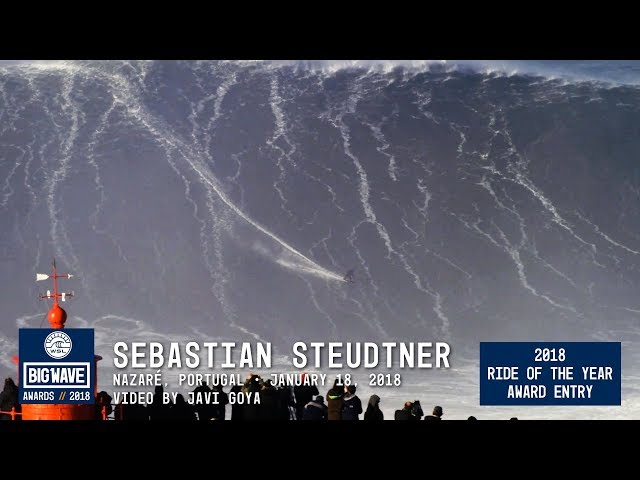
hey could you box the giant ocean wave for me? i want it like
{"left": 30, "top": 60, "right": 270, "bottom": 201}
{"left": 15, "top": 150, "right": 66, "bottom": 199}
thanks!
{"left": 1, "top": 60, "right": 639, "bottom": 418}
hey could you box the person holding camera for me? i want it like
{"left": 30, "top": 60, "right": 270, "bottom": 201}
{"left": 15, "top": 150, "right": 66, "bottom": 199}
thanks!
{"left": 410, "top": 400, "right": 424, "bottom": 420}
{"left": 394, "top": 401, "right": 418, "bottom": 421}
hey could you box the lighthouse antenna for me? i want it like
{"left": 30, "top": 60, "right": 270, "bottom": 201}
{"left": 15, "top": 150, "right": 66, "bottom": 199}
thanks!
{"left": 52, "top": 258, "right": 59, "bottom": 306}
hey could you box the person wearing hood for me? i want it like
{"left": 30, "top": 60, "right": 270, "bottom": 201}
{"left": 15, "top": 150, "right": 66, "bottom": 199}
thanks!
{"left": 302, "top": 395, "right": 328, "bottom": 421}
{"left": 341, "top": 384, "right": 362, "bottom": 421}
{"left": 364, "top": 394, "right": 383, "bottom": 421}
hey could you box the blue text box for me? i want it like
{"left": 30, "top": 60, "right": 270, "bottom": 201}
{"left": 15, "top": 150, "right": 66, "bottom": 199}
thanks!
{"left": 480, "top": 342, "right": 621, "bottom": 406}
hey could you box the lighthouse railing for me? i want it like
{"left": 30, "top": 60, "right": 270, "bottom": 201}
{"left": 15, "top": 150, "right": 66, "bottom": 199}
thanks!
{"left": 0, "top": 407, "right": 23, "bottom": 420}
{"left": 0, "top": 404, "right": 120, "bottom": 420}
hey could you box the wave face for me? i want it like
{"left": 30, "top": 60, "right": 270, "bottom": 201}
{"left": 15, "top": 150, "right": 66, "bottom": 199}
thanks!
{"left": 1, "top": 61, "right": 640, "bottom": 415}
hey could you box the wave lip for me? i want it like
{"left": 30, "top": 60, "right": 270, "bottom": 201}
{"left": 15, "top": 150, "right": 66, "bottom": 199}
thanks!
{"left": 262, "top": 60, "right": 640, "bottom": 86}
{"left": 5, "top": 60, "right": 640, "bottom": 86}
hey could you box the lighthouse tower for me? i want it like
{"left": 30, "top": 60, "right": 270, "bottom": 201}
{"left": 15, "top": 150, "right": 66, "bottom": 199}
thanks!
{"left": 12, "top": 260, "right": 103, "bottom": 420}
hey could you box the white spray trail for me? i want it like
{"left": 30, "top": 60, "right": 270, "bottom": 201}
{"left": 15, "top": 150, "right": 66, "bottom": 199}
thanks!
{"left": 275, "top": 257, "right": 344, "bottom": 282}
{"left": 59, "top": 62, "right": 346, "bottom": 285}
{"left": 193, "top": 173, "right": 343, "bottom": 281}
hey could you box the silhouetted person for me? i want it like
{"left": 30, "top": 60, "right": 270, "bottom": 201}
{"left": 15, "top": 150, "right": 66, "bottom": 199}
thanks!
{"left": 341, "top": 385, "right": 362, "bottom": 421}
{"left": 211, "top": 385, "right": 229, "bottom": 420}
{"left": 294, "top": 373, "right": 319, "bottom": 420}
{"left": 510, "top": 417, "right": 518, "bottom": 421}
{"left": 277, "top": 385, "right": 295, "bottom": 420}
{"left": 230, "top": 384, "right": 244, "bottom": 421}
{"left": 411, "top": 400, "right": 424, "bottom": 420}
{"left": 326, "top": 378, "right": 344, "bottom": 420}
{"left": 0, "top": 378, "right": 19, "bottom": 420}
{"left": 242, "top": 373, "right": 262, "bottom": 421}
{"left": 95, "top": 390, "right": 113, "bottom": 420}
{"left": 148, "top": 385, "right": 172, "bottom": 420}
{"left": 468, "top": 416, "right": 477, "bottom": 421}
{"left": 259, "top": 379, "right": 279, "bottom": 420}
{"left": 364, "top": 394, "right": 383, "bottom": 421}
{"left": 424, "top": 405, "right": 443, "bottom": 421}
{"left": 302, "top": 395, "right": 328, "bottom": 421}
{"left": 395, "top": 401, "right": 417, "bottom": 421}
{"left": 171, "top": 394, "right": 196, "bottom": 420}
{"left": 192, "top": 381, "right": 214, "bottom": 421}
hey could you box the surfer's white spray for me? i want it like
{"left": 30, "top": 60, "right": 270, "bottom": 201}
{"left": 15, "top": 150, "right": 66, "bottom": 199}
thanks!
{"left": 250, "top": 240, "right": 344, "bottom": 281}
{"left": 188, "top": 167, "right": 345, "bottom": 282}
{"left": 277, "top": 255, "right": 344, "bottom": 282}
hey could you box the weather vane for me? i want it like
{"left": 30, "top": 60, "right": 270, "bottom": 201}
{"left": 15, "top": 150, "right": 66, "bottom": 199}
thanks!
{"left": 36, "top": 259, "right": 75, "bottom": 328}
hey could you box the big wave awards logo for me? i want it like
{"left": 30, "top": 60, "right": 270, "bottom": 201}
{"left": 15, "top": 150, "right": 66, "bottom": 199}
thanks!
{"left": 44, "top": 331, "right": 73, "bottom": 359}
